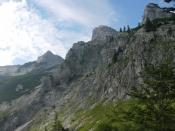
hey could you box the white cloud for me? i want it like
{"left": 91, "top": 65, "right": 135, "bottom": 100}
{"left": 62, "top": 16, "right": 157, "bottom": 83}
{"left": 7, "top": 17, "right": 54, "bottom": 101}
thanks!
{"left": 0, "top": 0, "right": 67, "bottom": 66}
{"left": 31, "top": 0, "right": 118, "bottom": 28}
{"left": 0, "top": 0, "right": 118, "bottom": 66}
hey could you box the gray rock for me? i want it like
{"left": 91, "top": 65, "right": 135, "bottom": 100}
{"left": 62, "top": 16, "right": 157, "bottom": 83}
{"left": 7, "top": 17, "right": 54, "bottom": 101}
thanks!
{"left": 37, "top": 50, "right": 63, "bottom": 66}
{"left": 92, "top": 25, "right": 118, "bottom": 41}
{"left": 142, "top": 3, "right": 175, "bottom": 23}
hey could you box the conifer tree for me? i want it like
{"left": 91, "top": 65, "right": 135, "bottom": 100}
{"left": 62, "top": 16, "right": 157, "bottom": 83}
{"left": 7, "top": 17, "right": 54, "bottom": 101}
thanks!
{"left": 123, "top": 26, "right": 126, "bottom": 32}
{"left": 52, "top": 112, "right": 65, "bottom": 131}
{"left": 129, "top": 60, "right": 175, "bottom": 130}
{"left": 119, "top": 28, "right": 122, "bottom": 32}
{"left": 127, "top": 25, "right": 131, "bottom": 33}
{"left": 45, "top": 126, "right": 48, "bottom": 131}
{"left": 138, "top": 22, "right": 141, "bottom": 28}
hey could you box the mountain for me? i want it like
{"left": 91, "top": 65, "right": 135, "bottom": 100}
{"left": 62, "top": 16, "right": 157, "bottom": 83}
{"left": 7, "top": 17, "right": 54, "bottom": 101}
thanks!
{"left": 0, "top": 51, "right": 63, "bottom": 103}
{"left": 18, "top": 50, "right": 64, "bottom": 74}
{"left": 0, "top": 65, "right": 20, "bottom": 76}
{"left": 0, "top": 51, "right": 63, "bottom": 76}
{"left": 0, "top": 3, "right": 175, "bottom": 131}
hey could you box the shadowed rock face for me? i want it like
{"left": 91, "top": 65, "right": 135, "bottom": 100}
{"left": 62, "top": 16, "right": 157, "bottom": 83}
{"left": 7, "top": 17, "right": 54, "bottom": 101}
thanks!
{"left": 142, "top": 3, "right": 175, "bottom": 23}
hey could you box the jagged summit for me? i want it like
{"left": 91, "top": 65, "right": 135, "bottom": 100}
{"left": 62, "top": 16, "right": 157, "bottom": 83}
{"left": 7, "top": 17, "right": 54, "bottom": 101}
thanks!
{"left": 37, "top": 50, "right": 54, "bottom": 63}
{"left": 43, "top": 50, "right": 54, "bottom": 56}
{"left": 91, "top": 25, "right": 118, "bottom": 41}
{"left": 37, "top": 50, "right": 63, "bottom": 64}
{"left": 142, "top": 3, "right": 175, "bottom": 23}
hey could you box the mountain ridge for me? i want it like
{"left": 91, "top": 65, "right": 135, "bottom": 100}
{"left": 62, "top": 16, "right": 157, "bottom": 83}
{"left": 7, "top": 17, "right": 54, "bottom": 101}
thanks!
{"left": 0, "top": 3, "right": 175, "bottom": 131}
{"left": 0, "top": 51, "right": 64, "bottom": 76}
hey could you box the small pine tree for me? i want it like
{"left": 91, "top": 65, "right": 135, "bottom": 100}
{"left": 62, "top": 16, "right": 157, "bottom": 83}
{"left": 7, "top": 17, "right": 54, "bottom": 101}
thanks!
{"left": 127, "top": 25, "right": 131, "bottom": 33}
{"left": 119, "top": 28, "right": 122, "bottom": 32}
{"left": 138, "top": 22, "right": 141, "bottom": 28}
{"left": 52, "top": 112, "right": 65, "bottom": 131}
{"left": 123, "top": 26, "right": 126, "bottom": 32}
{"left": 129, "top": 60, "right": 175, "bottom": 130}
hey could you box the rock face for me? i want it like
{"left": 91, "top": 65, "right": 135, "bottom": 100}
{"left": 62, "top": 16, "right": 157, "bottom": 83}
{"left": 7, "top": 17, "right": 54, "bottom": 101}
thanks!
{"left": 142, "top": 3, "right": 175, "bottom": 23}
{"left": 92, "top": 25, "right": 118, "bottom": 41}
{"left": 59, "top": 26, "right": 126, "bottom": 84}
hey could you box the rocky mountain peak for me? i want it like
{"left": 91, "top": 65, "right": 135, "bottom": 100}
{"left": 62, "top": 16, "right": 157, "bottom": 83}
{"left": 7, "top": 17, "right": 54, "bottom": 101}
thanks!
{"left": 37, "top": 50, "right": 54, "bottom": 61}
{"left": 142, "top": 3, "right": 175, "bottom": 23}
{"left": 43, "top": 50, "right": 53, "bottom": 56}
{"left": 37, "top": 50, "right": 63, "bottom": 64}
{"left": 91, "top": 25, "right": 118, "bottom": 41}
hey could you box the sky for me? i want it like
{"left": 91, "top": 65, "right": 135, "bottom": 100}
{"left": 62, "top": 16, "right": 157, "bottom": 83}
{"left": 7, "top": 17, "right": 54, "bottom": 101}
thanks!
{"left": 0, "top": 0, "right": 170, "bottom": 66}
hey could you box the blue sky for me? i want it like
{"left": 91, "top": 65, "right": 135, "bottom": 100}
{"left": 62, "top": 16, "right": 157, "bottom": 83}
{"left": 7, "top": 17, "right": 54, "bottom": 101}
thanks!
{"left": 0, "top": 0, "right": 171, "bottom": 65}
{"left": 110, "top": 0, "right": 161, "bottom": 28}
{"left": 28, "top": 0, "right": 162, "bottom": 29}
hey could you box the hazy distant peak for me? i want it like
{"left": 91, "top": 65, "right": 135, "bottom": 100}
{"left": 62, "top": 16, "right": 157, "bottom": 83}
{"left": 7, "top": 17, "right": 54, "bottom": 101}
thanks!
{"left": 37, "top": 51, "right": 63, "bottom": 64}
{"left": 43, "top": 50, "right": 54, "bottom": 56}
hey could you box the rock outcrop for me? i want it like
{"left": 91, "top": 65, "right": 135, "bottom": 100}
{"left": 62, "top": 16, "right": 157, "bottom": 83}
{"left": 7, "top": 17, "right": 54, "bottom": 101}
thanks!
{"left": 92, "top": 25, "right": 118, "bottom": 41}
{"left": 142, "top": 3, "right": 175, "bottom": 23}
{"left": 37, "top": 50, "right": 63, "bottom": 66}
